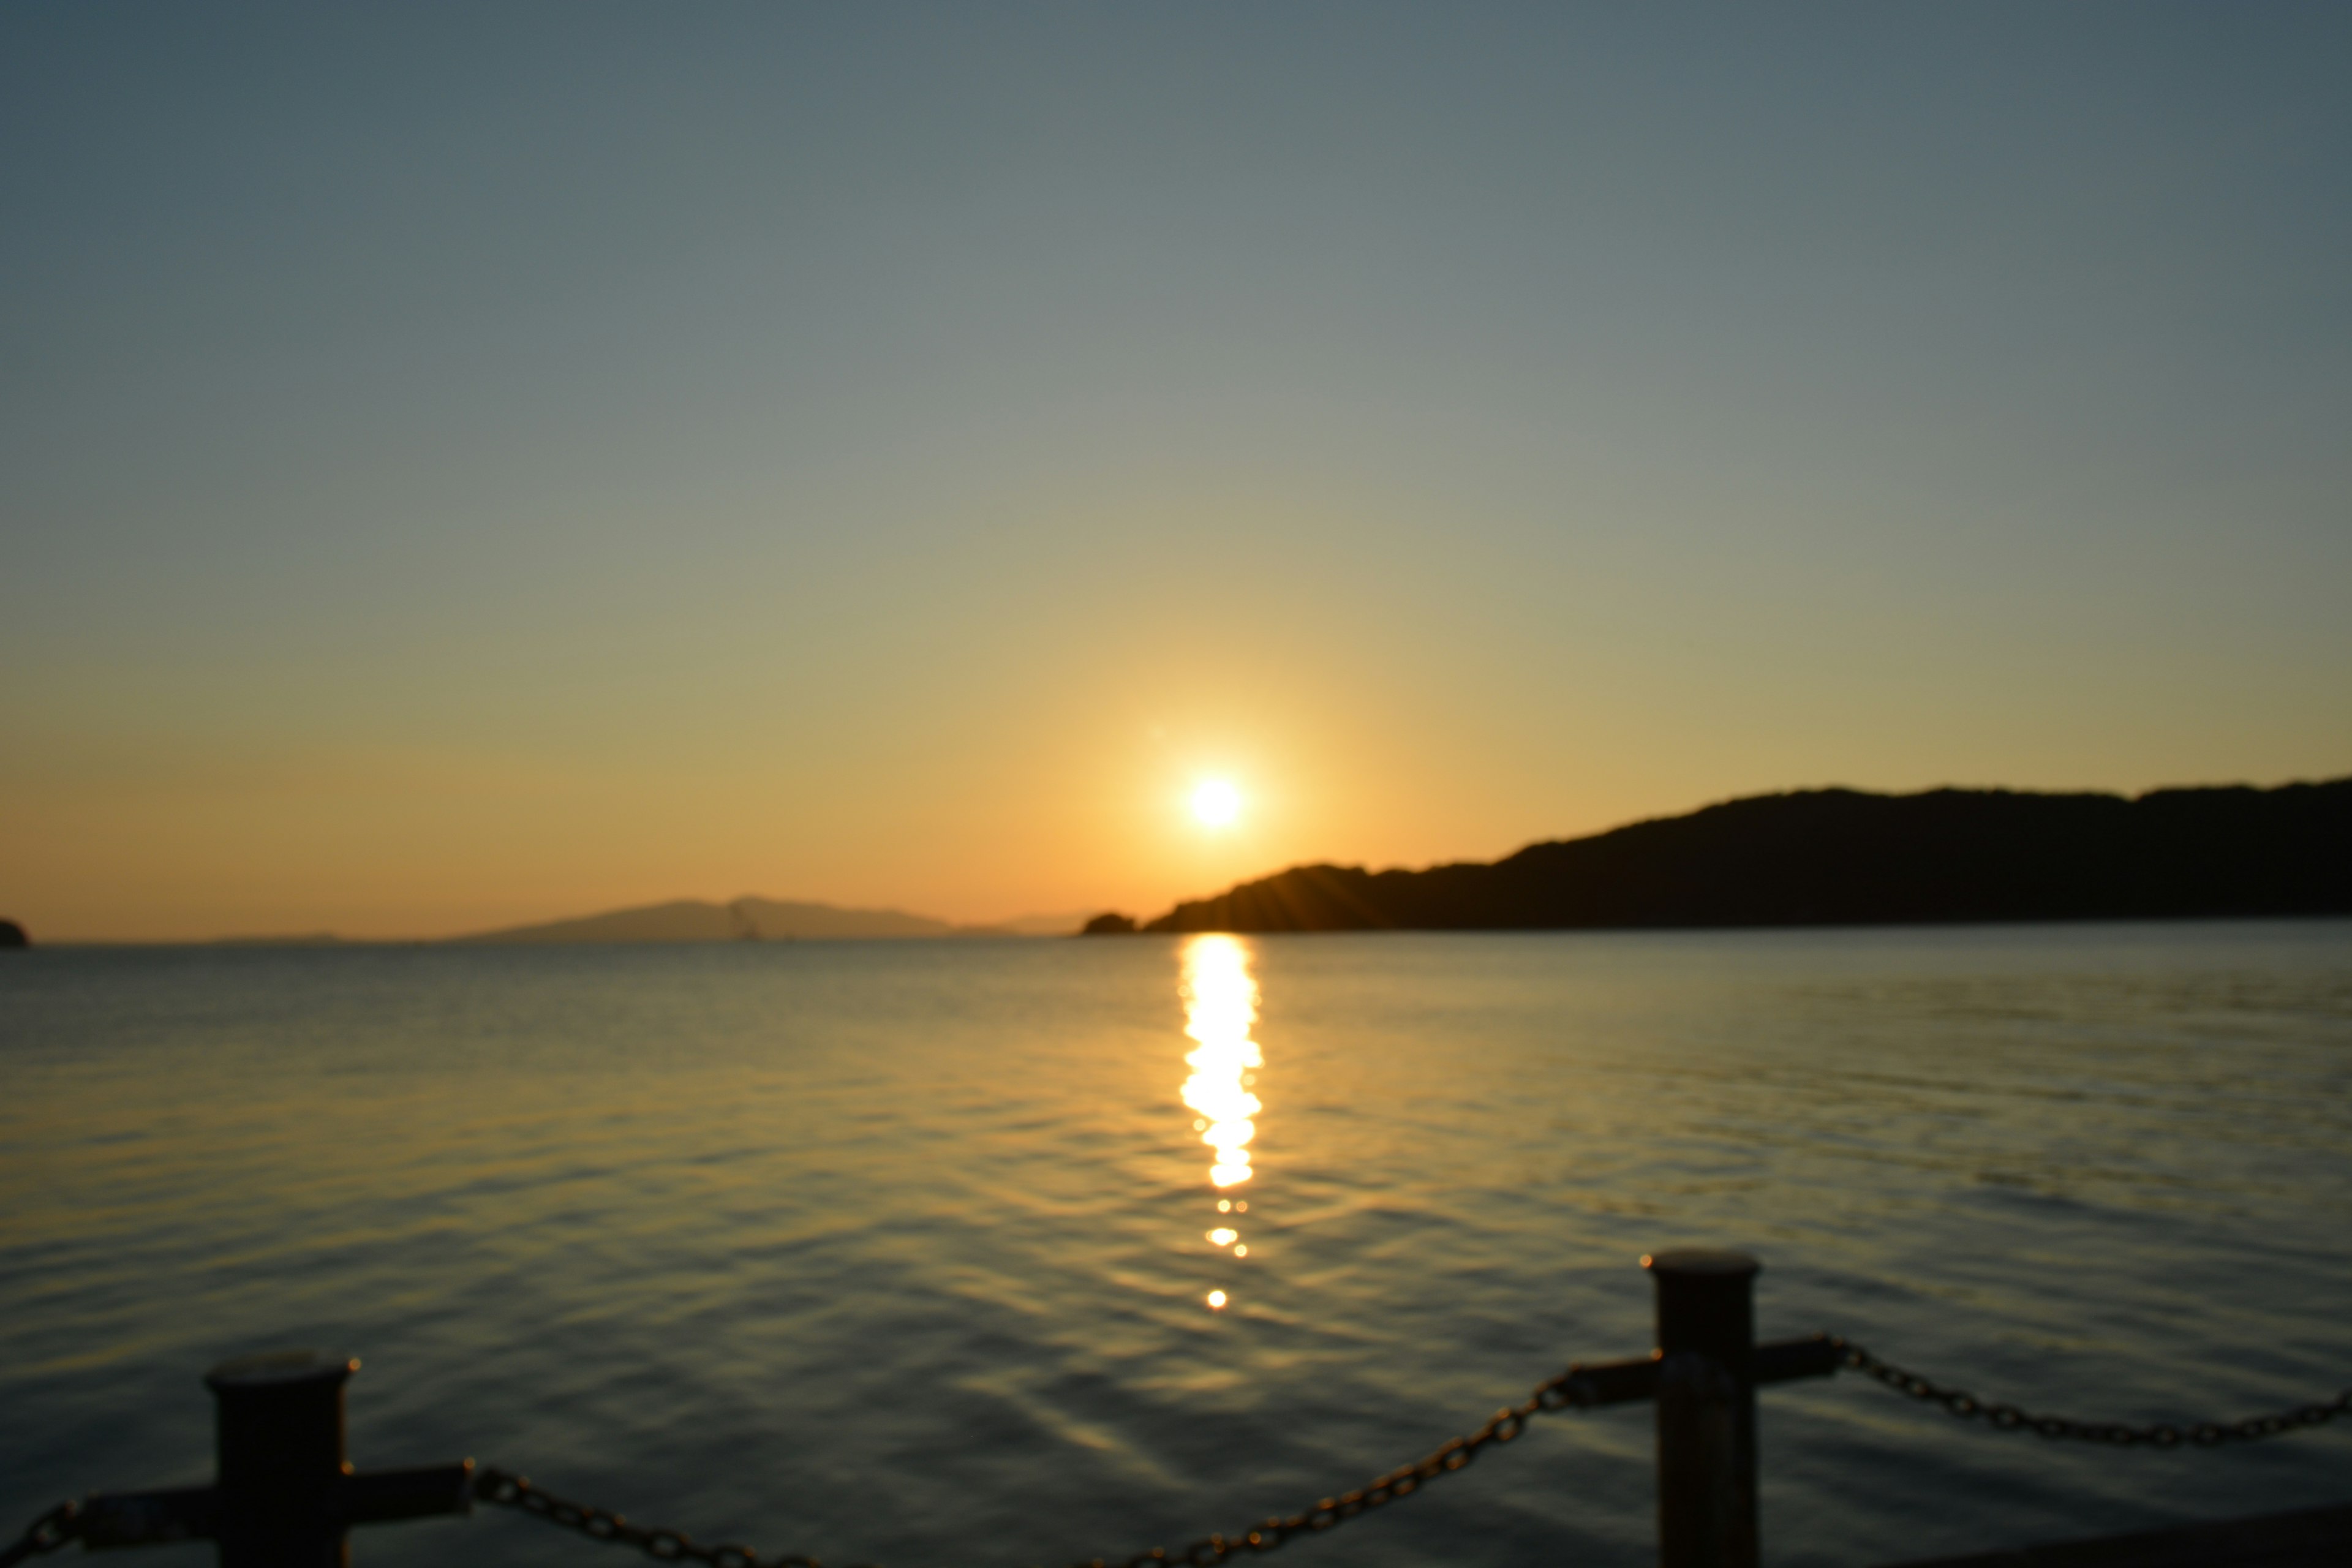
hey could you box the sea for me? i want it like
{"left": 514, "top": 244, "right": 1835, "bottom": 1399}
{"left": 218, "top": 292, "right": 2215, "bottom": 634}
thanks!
{"left": 3, "top": 922, "right": 2348, "bottom": 1568}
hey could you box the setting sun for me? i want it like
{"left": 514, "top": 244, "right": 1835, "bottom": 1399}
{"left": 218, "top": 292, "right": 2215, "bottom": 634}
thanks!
{"left": 1191, "top": 780, "right": 1242, "bottom": 828}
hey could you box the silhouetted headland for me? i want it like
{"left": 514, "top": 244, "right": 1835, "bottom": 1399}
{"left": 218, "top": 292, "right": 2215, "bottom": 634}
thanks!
{"left": 209, "top": 932, "right": 345, "bottom": 947}
{"left": 451, "top": 897, "right": 1080, "bottom": 943}
{"left": 1139, "top": 778, "right": 2352, "bottom": 934}
{"left": 1081, "top": 912, "right": 1139, "bottom": 935}
{"left": 0, "top": 919, "right": 28, "bottom": 949}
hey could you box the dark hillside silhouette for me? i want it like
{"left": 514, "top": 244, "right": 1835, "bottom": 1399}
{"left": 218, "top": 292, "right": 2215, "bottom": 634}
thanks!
{"left": 0, "top": 919, "right": 27, "bottom": 948}
{"left": 1143, "top": 779, "right": 2352, "bottom": 933}
{"left": 454, "top": 896, "right": 962, "bottom": 943}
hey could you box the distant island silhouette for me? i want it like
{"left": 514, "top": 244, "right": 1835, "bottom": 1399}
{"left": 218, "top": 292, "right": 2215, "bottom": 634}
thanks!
{"left": 453, "top": 897, "right": 1087, "bottom": 943}
{"left": 1096, "top": 778, "right": 2352, "bottom": 935}
{"left": 0, "top": 919, "right": 28, "bottom": 949}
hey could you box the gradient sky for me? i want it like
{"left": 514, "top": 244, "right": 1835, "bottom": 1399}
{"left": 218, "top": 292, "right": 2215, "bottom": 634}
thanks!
{"left": 5, "top": 4, "right": 2348, "bottom": 940}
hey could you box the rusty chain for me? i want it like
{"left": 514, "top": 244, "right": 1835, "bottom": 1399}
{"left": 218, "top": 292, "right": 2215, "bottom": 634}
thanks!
{"left": 1835, "top": 1340, "right": 2352, "bottom": 1447}
{"left": 0, "top": 1502, "right": 81, "bottom": 1568}
{"left": 474, "top": 1466, "right": 865, "bottom": 1568}
{"left": 474, "top": 1360, "right": 1621, "bottom": 1568}
{"left": 1069, "top": 1358, "right": 1623, "bottom": 1568}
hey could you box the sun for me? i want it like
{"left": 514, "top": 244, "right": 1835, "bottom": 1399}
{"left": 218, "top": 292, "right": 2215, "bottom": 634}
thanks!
{"left": 1191, "top": 779, "right": 1242, "bottom": 828}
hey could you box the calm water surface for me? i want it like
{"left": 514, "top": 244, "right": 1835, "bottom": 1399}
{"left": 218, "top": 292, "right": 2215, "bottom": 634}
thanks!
{"left": 4, "top": 924, "right": 2349, "bottom": 1567}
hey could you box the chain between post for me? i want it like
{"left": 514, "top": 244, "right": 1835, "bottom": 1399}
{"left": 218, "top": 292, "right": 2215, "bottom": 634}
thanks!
{"left": 475, "top": 1466, "right": 858, "bottom": 1568}
{"left": 472, "top": 1360, "right": 1616, "bottom": 1568}
{"left": 1071, "top": 1360, "right": 1617, "bottom": 1568}
{"left": 1833, "top": 1340, "right": 2352, "bottom": 1447}
{"left": 0, "top": 1502, "right": 81, "bottom": 1568}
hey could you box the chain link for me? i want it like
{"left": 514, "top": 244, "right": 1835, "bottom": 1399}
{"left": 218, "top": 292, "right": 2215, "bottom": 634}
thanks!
{"left": 1072, "top": 1361, "right": 1615, "bottom": 1568}
{"left": 0, "top": 1502, "right": 81, "bottom": 1568}
{"left": 1834, "top": 1340, "right": 2352, "bottom": 1447}
{"left": 475, "top": 1466, "right": 861, "bottom": 1568}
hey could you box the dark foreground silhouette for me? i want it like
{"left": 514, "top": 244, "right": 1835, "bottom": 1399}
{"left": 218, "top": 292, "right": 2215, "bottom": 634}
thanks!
{"left": 1122, "top": 778, "right": 2352, "bottom": 934}
{"left": 0, "top": 919, "right": 27, "bottom": 949}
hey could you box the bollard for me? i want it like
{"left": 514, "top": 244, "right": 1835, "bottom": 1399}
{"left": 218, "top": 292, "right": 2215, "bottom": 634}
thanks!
{"left": 71, "top": 1353, "right": 472, "bottom": 1558}
{"left": 206, "top": 1351, "right": 359, "bottom": 1568}
{"left": 1646, "top": 1250, "right": 1760, "bottom": 1568}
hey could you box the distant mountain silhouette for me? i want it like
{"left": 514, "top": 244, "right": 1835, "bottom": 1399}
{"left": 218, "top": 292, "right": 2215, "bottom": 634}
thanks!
{"left": 208, "top": 932, "right": 345, "bottom": 946}
{"left": 1143, "top": 779, "right": 2352, "bottom": 933}
{"left": 456, "top": 896, "right": 968, "bottom": 943}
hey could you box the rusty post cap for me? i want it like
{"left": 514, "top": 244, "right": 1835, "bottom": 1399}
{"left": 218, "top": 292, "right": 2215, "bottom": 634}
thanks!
{"left": 1642, "top": 1248, "right": 1761, "bottom": 1277}
{"left": 205, "top": 1351, "right": 360, "bottom": 1390}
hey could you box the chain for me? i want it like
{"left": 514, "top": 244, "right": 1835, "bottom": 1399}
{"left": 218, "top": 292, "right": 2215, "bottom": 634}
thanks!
{"left": 1072, "top": 1360, "right": 1616, "bottom": 1568}
{"left": 1835, "top": 1340, "right": 2352, "bottom": 1448}
{"left": 480, "top": 1359, "right": 1611, "bottom": 1568}
{"left": 475, "top": 1466, "right": 862, "bottom": 1568}
{"left": 0, "top": 1502, "right": 81, "bottom": 1568}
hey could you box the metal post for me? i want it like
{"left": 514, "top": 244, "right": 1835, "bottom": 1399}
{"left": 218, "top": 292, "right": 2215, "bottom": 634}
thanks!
{"left": 1646, "top": 1250, "right": 1760, "bottom": 1568}
{"left": 206, "top": 1351, "right": 358, "bottom": 1568}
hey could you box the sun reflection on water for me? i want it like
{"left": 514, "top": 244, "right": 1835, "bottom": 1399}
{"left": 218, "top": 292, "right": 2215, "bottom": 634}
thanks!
{"left": 1181, "top": 935, "right": 1262, "bottom": 1189}
{"left": 1180, "top": 935, "right": 1262, "bottom": 1308}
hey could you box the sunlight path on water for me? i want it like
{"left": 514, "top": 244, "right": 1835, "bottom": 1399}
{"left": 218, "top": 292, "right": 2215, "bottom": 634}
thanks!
{"left": 1180, "top": 936, "right": 1261, "bottom": 1308}
{"left": 1180, "top": 936, "right": 1262, "bottom": 1193}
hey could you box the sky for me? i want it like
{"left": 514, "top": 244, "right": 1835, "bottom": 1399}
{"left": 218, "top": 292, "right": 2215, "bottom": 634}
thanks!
{"left": 4, "top": 4, "right": 2348, "bottom": 941}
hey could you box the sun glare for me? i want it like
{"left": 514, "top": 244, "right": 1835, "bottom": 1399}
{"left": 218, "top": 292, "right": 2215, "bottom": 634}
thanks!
{"left": 1191, "top": 779, "right": 1242, "bottom": 828}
